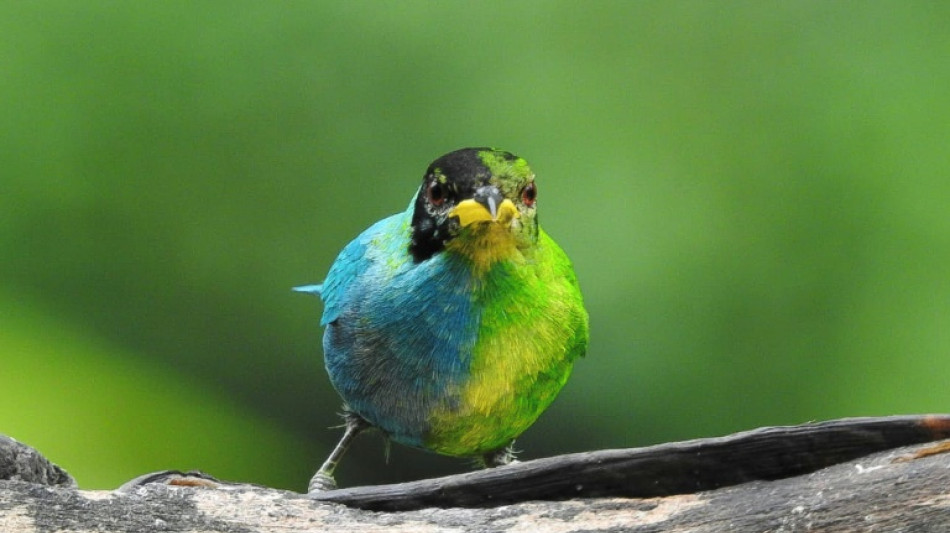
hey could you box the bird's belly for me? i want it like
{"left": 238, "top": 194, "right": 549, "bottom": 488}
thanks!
{"left": 322, "top": 315, "right": 472, "bottom": 450}
{"left": 324, "top": 316, "right": 575, "bottom": 457}
{"left": 423, "top": 353, "right": 576, "bottom": 457}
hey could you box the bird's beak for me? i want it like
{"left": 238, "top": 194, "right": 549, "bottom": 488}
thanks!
{"left": 449, "top": 186, "right": 520, "bottom": 227}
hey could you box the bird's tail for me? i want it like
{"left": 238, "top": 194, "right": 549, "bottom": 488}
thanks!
{"left": 293, "top": 284, "right": 324, "bottom": 297}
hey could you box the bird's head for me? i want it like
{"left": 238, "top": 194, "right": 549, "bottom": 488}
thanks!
{"left": 409, "top": 148, "right": 539, "bottom": 266}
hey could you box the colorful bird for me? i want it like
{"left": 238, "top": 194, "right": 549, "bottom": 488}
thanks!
{"left": 296, "top": 148, "right": 589, "bottom": 491}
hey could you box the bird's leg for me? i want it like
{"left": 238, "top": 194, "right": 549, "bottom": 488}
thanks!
{"left": 481, "top": 441, "right": 519, "bottom": 468}
{"left": 308, "top": 410, "right": 369, "bottom": 493}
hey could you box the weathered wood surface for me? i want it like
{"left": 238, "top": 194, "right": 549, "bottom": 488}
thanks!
{"left": 2, "top": 415, "right": 949, "bottom": 532}
{"left": 314, "top": 414, "right": 950, "bottom": 510}
{"left": 0, "top": 436, "right": 75, "bottom": 488}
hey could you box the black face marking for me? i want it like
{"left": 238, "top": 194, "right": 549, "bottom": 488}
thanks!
{"left": 409, "top": 147, "right": 517, "bottom": 262}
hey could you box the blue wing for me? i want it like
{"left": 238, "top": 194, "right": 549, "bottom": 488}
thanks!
{"left": 296, "top": 213, "right": 408, "bottom": 326}
{"left": 297, "top": 207, "right": 484, "bottom": 447}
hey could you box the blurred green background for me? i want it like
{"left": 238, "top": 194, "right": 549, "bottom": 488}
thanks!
{"left": 2, "top": 1, "right": 949, "bottom": 491}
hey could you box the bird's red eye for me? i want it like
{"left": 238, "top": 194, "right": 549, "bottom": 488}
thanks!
{"left": 521, "top": 182, "right": 537, "bottom": 207}
{"left": 427, "top": 181, "right": 446, "bottom": 206}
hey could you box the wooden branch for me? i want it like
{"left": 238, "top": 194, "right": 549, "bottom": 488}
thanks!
{"left": 0, "top": 435, "right": 75, "bottom": 488}
{"left": 2, "top": 415, "right": 949, "bottom": 532}
{"left": 313, "top": 414, "right": 950, "bottom": 510}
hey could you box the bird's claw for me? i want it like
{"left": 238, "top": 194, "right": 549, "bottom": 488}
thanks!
{"left": 308, "top": 472, "right": 337, "bottom": 493}
{"left": 482, "top": 444, "right": 519, "bottom": 467}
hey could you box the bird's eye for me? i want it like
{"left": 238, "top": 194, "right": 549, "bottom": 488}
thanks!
{"left": 427, "top": 181, "right": 447, "bottom": 206}
{"left": 521, "top": 182, "right": 537, "bottom": 207}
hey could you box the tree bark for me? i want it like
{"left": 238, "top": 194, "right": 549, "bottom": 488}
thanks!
{"left": 2, "top": 415, "right": 949, "bottom": 532}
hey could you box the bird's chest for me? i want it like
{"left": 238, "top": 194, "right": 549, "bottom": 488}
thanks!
{"left": 370, "top": 256, "right": 542, "bottom": 375}
{"left": 336, "top": 254, "right": 555, "bottom": 389}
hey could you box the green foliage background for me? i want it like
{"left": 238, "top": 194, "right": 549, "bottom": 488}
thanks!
{"left": 2, "top": 2, "right": 948, "bottom": 490}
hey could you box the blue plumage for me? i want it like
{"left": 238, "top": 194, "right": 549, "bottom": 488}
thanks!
{"left": 312, "top": 210, "right": 480, "bottom": 447}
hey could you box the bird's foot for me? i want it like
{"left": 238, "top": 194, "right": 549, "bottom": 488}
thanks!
{"left": 306, "top": 410, "right": 370, "bottom": 493}
{"left": 308, "top": 472, "right": 337, "bottom": 493}
{"left": 482, "top": 443, "right": 520, "bottom": 467}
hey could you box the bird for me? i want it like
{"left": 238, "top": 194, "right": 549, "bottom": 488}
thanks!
{"left": 295, "top": 148, "right": 589, "bottom": 492}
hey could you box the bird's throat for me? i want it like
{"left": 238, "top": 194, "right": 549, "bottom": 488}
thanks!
{"left": 445, "top": 223, "right": 522, "bottom": 273}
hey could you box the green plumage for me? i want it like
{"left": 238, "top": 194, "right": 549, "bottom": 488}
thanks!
{"left": 426, "top": 227, "right": 588, "bottom": 455}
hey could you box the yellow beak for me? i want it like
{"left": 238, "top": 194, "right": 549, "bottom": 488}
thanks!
{"left": 450, "top": 197, "right": 520, "bottom": 227}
